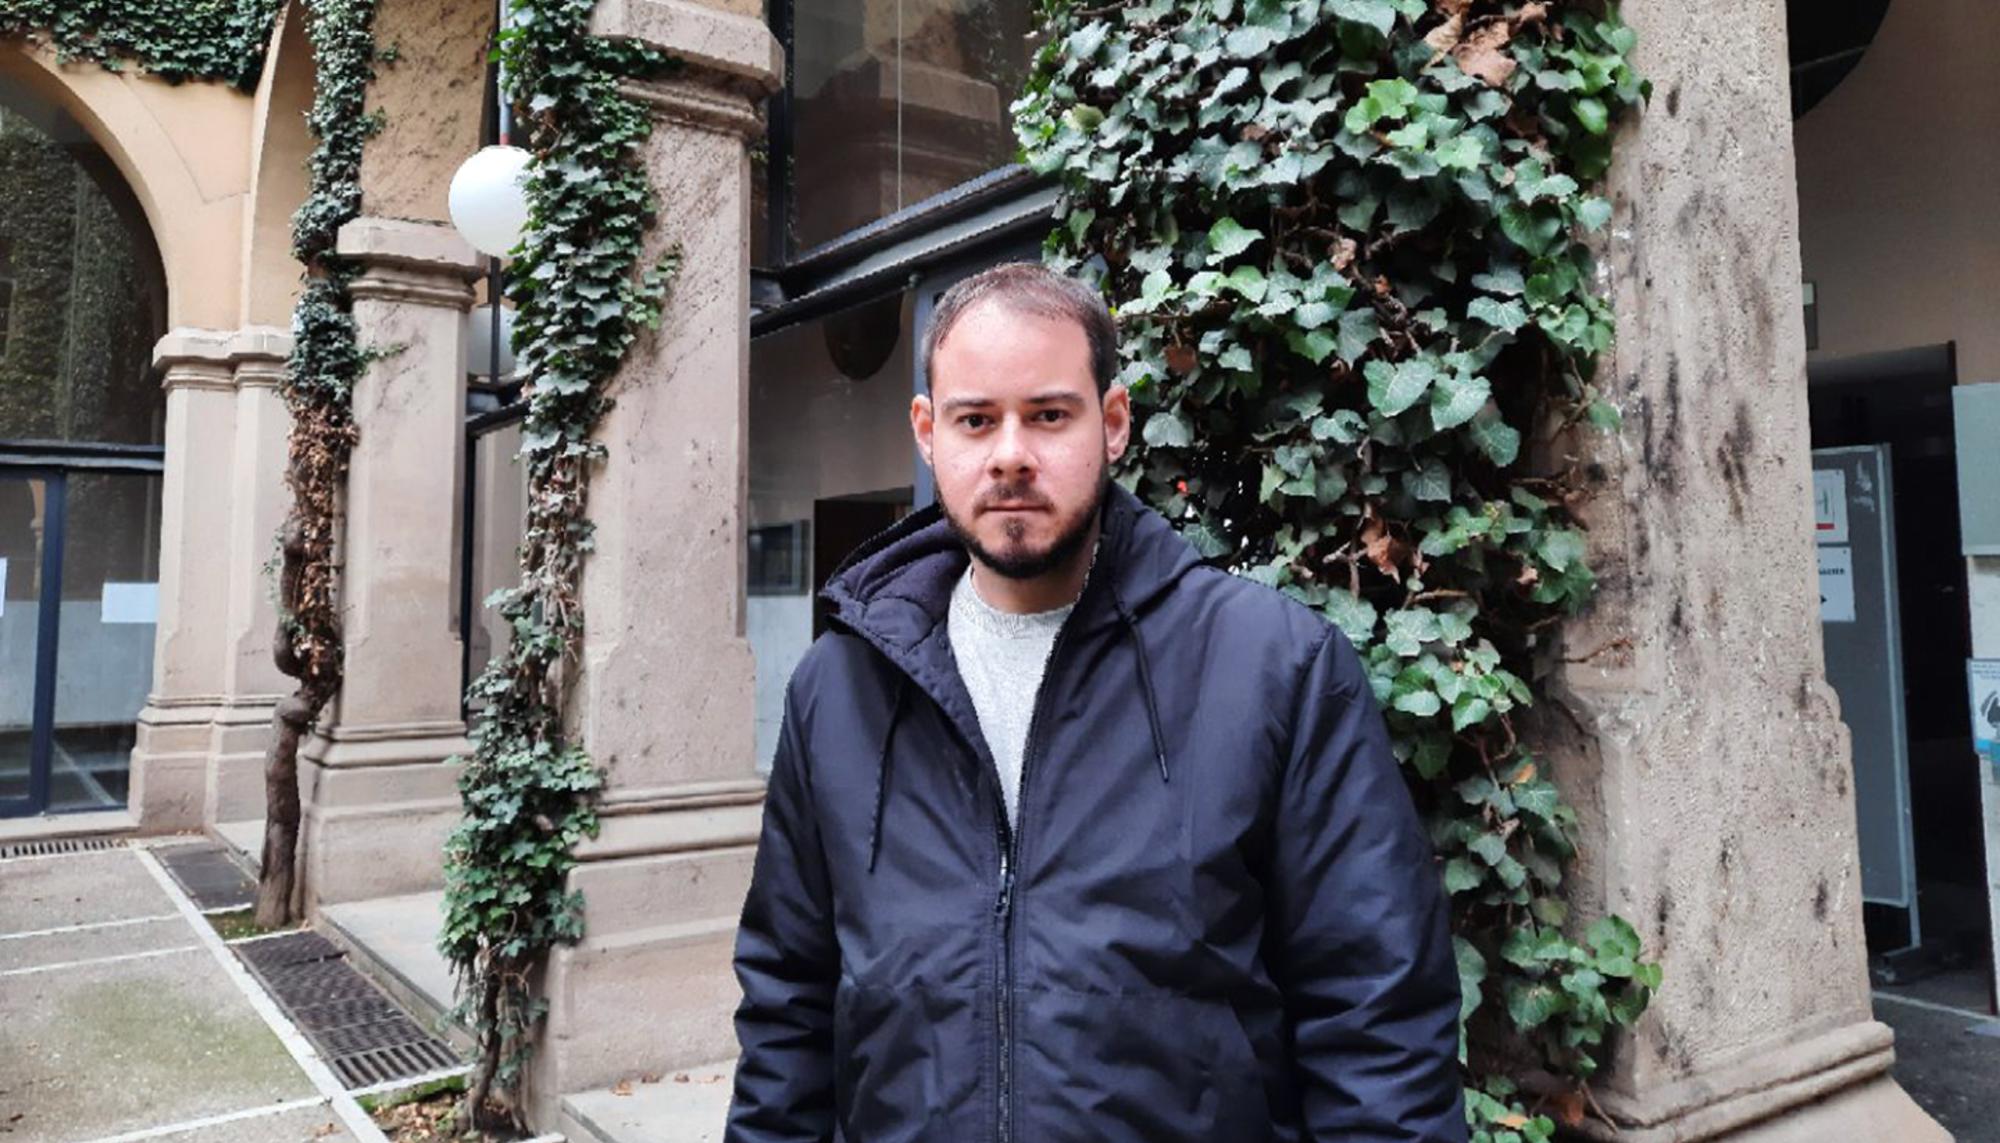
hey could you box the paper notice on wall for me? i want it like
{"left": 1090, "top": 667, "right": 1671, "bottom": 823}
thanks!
{"left": 1813, "top": 469, "right": 1848, "bottom": 545}
{"left": 1970, "top": 659, "right": 2000, "bottom": 772}
{"left": 101, "top": 582, "right": 158, "bottom": 625}
{"left": 1817, "top": 545, "right": 1855, "bottom": 623}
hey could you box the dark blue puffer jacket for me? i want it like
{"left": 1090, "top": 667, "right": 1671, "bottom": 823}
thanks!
{"left": 726, "top": 483, "right": 1465, "bottom": 1143}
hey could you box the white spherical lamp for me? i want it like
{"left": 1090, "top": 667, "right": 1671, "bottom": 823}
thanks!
{"left": 448, "top": 145, "right": 532, "bottom": 258}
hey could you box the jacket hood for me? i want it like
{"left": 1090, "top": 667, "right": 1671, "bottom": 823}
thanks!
{"left": 819, "top": 481, "right": 1204, "bottom": 647}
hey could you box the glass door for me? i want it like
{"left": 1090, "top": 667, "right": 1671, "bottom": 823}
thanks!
{"left": 0, "top": 472, "right": 59, "bottom": 815}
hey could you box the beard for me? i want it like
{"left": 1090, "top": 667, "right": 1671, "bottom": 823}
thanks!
{"left": 942, "top": 464, "right": 1109, "bottom": 582}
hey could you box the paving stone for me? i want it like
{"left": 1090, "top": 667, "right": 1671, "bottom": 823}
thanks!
{"left": 0, "top": 915, "right": 188, "bottom": 974}
{"left": 0, "top": 850, "right": 176, "bottom": 935}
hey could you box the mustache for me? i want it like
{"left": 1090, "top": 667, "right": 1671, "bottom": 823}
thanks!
{"left": 975, "top": 483, "right": 1052, "bottom": 511}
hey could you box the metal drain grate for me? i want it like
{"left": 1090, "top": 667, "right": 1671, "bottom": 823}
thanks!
{"left": 0, "top": 837, "right": 126, "bottom": 860}
{"left": 156, "top": 842, "right": 257, "bottom": 911}
{"left": 237, "top": 928, "right": 463, "bottom": 1090}
{"left": 331, "top": 1040, "right": 465, "bottom": 1089}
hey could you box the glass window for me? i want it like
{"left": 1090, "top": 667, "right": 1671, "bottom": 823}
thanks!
{"left": 748, "top": 292, "right": 918, "bottom": 770}
{"left": 49, "top": 472, "right": 161, "bottom": 812}
{"left": 789, "top": 0, "right": 1034, "bottom": 252}
{"left": 0, "top": 102, "right": 166, "bottom": 446}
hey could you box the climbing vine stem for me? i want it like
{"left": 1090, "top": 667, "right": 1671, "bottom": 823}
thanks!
{"left": 438, "top": 0, "right": 679, "bottom": 1132}
{"left": 1016, "top": 2, "right": 1657, "bottom": 1138}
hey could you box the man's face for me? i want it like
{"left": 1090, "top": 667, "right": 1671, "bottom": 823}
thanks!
{"left": 912, "top": 300, "right": 1131, "bottom": 581}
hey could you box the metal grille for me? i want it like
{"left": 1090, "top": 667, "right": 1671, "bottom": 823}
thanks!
{"left": 237, "top": 927, "right": 463, "bottom": 1090}
{"left": 156, "top": 842, "right": 257, "bottom": 911}
{"left": 0, "top": 837, "right": 125, "bottom": 859}
{"left": 331, "top": 1040, "right": 465, "bottom": 1089}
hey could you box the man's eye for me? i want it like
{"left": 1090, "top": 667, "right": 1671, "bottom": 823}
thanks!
{"left": 1035, "top": 409, "right": 1069, "bottom": 424}
{"left": 959, "top": 414, "right": 991, "bottom": 429}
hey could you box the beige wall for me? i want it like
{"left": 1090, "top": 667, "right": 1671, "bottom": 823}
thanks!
{"left": 1794, "top": 0, "right": 2000, "bottom": 380}
{"left": 360, "top": 0, "right": 492, "bottom": 223}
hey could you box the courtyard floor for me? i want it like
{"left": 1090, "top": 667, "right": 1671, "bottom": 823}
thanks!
{"left": 1, "top": 841, "right": 1997, "bottom": 1142}
{"left": 0, "top": 842, "right": 379, "bottom": 1143}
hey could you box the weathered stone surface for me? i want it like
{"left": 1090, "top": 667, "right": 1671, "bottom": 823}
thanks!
{"left": 1542, "top": 1, "right": 1945, "bottom": 1138}
{"left": 359, "top": 0, "right": 492, "bottom": 224}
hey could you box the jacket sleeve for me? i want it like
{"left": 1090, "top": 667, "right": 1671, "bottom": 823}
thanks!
{"left": 725, "top": 680, "right": 839, "bottom": 1143}
{"left": 1266, "top": 628, "right": 1467, "bottom": 1142}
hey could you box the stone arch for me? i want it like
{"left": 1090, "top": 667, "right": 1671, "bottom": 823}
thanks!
{"left": 0, "top": 42, "right": 254, "bottom": 329}
{"left": 243, "top": 1, "right": 315, "bottom": 329}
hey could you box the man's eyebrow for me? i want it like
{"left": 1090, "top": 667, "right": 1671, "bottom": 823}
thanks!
{"left": 938, "top": 391, "right": 1088, "bottom": 414}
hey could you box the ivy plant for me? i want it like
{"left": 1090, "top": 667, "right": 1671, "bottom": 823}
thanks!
{"left": 438, "top": 0, "right": 680, "bottom": 1132}
{"left": 0, "top": 0, "right": 283, "bottom": 90}
{"left": 1015, "top": 1, "right": 1656, "bottom": 1137}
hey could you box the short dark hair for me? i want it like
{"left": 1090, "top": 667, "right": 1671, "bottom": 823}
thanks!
{"left": 922, "top": 262, "right": 1118, "bottom": 395}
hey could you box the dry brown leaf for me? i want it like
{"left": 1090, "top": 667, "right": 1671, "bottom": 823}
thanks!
{"left": 1513, "top": 762, "right": 1538, "bottom": 784}
{"left": 1550, "top": 1090, "right": 1588, "bottom": 1127}
{"left": 1360, "top": 517, "right": 1407, "bottom": 578}
{"left": 1453, "top": 22, "right": 1518, "bottom": 88}
{"left": 641, "top": 1071, "right": 663, "bottom": 1084}
{"left": 1423, "top": 13, "right": 1464, "bottom": 54}
{"left": 612, "top": 1079, "right": 634, "bottom": 1097}
{"left": 1165, "top": 344, "right": 1198, "bottom": 375}
{"left": 1330, "top": 236, "right": 1359, "bottom": 273}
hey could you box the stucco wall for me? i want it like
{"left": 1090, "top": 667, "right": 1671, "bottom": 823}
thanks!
{"left": 358, "top": 0, "right": 491, "bottom": 223}
{"left": 1793, "top": 0, "right": 2000, "bottom": 381}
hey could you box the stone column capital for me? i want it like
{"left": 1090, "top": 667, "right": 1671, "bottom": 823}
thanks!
{"left": 154, "top": 328, "right": 238, "bottom": 393}
{"left": 229, "top": 326, "right": 295, "bottom": 390}
{"left": 334, "top": 217, "right": 483, "bottom": 310}
{"left": 590, "top": 0, "right": 782, "bottom": 138}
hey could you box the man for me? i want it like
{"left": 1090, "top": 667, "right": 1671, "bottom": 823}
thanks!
{"left": 726, "top": 263, "right": 1465, "bottom": 1143}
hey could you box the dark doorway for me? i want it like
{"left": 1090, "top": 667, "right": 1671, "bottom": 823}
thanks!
{"left": 1808, "top": 344, "right": 1991, "bottom": 1009}
{"left": 812, "top": 491, "right": 912, "bottom": 638}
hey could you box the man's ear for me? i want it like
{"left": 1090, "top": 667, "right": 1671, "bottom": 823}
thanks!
{"left": 911, "top": 393, "right": 935, "bottom": 468}
{"left": 1102, "top": 384, "right": 1132, "bottom": 463}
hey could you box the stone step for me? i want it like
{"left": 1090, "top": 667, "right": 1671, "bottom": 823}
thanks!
{"left": 559, "top": 1060, "right": 736, "bottom": 1143}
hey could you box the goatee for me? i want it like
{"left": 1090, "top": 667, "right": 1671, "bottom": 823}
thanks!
{"left": 943, "top": 470, "right": 1108, "bottom": 582}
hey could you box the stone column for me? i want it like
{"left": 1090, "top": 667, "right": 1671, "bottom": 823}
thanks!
{"left": 298, "top": 218, "right": 480, "bottom": 908}
{"left": 205, "top": 328, "right": 297, "bottom": 827}
{"left": 525, "top": 0, "right": 780, "bottom": 1122}
{"left": 1542, "top": 2, "right": 1946, "bottom": 1139}
{"left": 130, "top": 331, "right": 240, "bottom": 831}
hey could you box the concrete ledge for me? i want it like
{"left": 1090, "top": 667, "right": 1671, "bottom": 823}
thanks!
{"left": 588, "top": 0, "right": 782, "bottom": 94}
{"left": 560, "top": 1060, "right": 736, "bottom": 1143}
{"left": 0, "top": 809, "right": 140, "bottom": 845}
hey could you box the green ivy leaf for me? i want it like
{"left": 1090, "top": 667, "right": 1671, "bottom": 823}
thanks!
{"left": 1207, "top": 217, "right": 1264, "bottom": 262}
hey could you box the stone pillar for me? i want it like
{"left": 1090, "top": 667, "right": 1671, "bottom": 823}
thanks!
{"left": 299, "top": 218, "right": 480, "bottom": 908}
{"left": 130, "top": 331, "right": 240, "bottom": 831}
{"left": 206, "top": 328, "right": 296, "bottom": 827}
{"left": 1542, "top": 3, "right": 1946, "bottom": 1139}
{"left": 525, "top": 0, "right": 780, "bottom": 1121}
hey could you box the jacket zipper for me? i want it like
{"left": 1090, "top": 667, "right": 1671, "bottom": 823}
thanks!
{"left": 994, "top": 620, "right": 1070, "bottom": 1143}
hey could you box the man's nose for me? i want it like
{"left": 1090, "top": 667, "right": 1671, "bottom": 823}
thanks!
{"left": 988, "top": 417, "right": 1036, "bottom": 476}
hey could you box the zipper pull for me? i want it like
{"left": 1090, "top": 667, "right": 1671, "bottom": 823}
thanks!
{"left": 994, "top": 851, "right": 1015, "bottom": 917}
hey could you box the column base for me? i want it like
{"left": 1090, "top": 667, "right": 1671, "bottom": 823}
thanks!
{"left": 129, "top": 697, "right": 224, "bottom": 832}
{"left": 205, "top": 696, "right": 280, "bottom": 825}
{"left": 300, "top": 721, "right": 469, "bottom": 908}
{"left": 1575, "top": 1021, "right": 1946, "bottom": 1142}
{"left": 525, "top": 783, "right": 764, "bottom": 1129}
